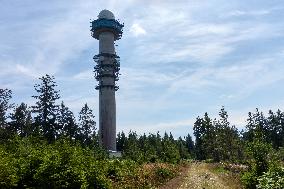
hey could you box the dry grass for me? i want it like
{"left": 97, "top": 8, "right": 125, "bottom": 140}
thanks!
{"left": 161, "top": 162, "right": 244, "bottom": 189}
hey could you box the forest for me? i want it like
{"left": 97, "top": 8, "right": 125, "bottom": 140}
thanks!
{"left": 0, "top": 74, "right": 284, "bottom": 188}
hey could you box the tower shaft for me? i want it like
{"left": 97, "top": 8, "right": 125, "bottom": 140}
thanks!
{"left": 99, "top": 32, "right": 116, "bottom": 151}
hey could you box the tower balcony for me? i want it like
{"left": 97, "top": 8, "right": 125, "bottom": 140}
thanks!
{"left": 91, "top": 18, "right": 124, "bottom": 40}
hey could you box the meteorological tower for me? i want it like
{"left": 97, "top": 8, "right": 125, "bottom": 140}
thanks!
{"left": 90, "top": 10, "right": 124, "bottom": 151}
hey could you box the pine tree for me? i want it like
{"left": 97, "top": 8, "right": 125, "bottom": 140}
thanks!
{"left": 185, "top": 134, "right": 195, "bottom": 157}
{"left": 214, "top": 107, "right": 242, "bottom": 161}
{"left": 161, "top": 132, "right": 180, "bottom": 163}
{"left": 31, "top": 74, "right": 60, "bottom": 142}
{"left": 117, "top": 131, "right": 126, "bottom": 151}
{"left": 266, "top": 109, "right": 284, "bottom": 149}
{"left": 193, "top": 116, "right": 205, "bottom": 160}
{"left": 177, "top": 136, "right": 190, "bottom": 159}
{"left": 193, "top": 113, "right": 215, "bottom": 160}
{"left": 123, "top": 131, "right": 142, "bottom": 161}
{"left": 146, "top": 133, "right": 160, "bottom": 162}
{"left": 57, "top": 101, "right": 77, "bottom": 140}
{"left": 0, "top": 89, "right": 13, "bottom": 141}
{"left": 78, "top": 103, "right": 96, "bottom": 146}
{"left": 0, "top": 89, "right": 12, "bottom": 128}
{"left": 9, "top": 103, "right": 33, "bottom": 137}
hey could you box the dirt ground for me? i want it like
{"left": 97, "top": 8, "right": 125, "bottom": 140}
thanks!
{"left": 160, "top": 162, "right": 244, "bottom": 189}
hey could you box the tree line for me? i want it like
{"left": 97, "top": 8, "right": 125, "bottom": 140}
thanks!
{"left": 1, "top": 74, "right": 284, "bottom": 188}
{"left": 1, "top": 74, "right": 284, "bottom": 161}
{"left": 0, "top": 75, "right": 97, "bottom": 146}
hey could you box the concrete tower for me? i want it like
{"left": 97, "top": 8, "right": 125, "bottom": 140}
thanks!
{"left": 90, "top": 10, "right": 124, "bottom": 151}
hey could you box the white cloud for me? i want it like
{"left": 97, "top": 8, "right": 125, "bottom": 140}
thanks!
{"left": 130, "top": 23, "right": 147, "bottom": 37}
{"left": 227, "top": 9, "right": 270, "bottom": 17}
{"left": 73, "top": 70, "right": 93, "bottom": 80}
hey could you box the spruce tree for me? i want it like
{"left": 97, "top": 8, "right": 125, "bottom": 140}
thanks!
{"left": 0, "top": 89, "right": 13, "bottom": 141}
{"left": 0, "top": 89, "right": 12, "bottom": 128}
{"left": 185, "top": 134, "right": 195, "bottom": 157}
{"left": 9, "top": 103, "right": 33, "bottom": 137}
{"left": 78, "top": 103, "right": 96, "bottom": 146}
{"left": 31, "top": 74, "right": 60, "bottom": 142}
{"left": 117, "top": 131, "right": 126, "bottom": 151}
{"left": 177, "top": 136, "right": 190, "bottom": 159}
{"left": 57, "top": 101, "right": 77, "bottom": 140}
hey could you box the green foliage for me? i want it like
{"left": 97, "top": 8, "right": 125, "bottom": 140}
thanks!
{"left": 9, "top": 103, "right": 33, "bottom": 137}
{"left": 0, "top": 88, "right": 13, "bottom": 142}
{"left": 78, "top": 103, "right": 96, "bottom": 146}
{"left": 57, "top": 101, "right": 77, "bottom": 140}
{"left": 257, "top": 167, "right": 284, "bottom": 189}
{"left": 245, "top": 140, "right": 271, "bottom": 175}
{"left": 243, "top": 109, "right": 284, "bottom": 149}
{"left": 242, "top": 171, "right": 259, "bottom": 189}
{"left": 0, "top": 145, "right": 18, "bottom": 187}
{"left": 193, "top": 108, "right": 243, "bottom": 162}
{"left": 0, "top": 137, "right": 179, "bottom": 189}
{"left": 32, "top": 74, "right": 60, "bottom": 142}
{"left": 241, "top": 138, "right": 273, "bottom": 189}
{"left": 120, "top": 131, "right": 185, "bottom": 164}
{"left": 0, "top": 88, "right": 12, "bottom": 127}
{"left": 155, "top": 166, "right": 174, "bottom": 181}
{"left": 0, "top": 137, "right": 111, "bottom": 188}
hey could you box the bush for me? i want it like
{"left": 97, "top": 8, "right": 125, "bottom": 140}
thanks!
{"left": 0, "top": 137, "right": 179, "bottom": 188}
{"left": 0, "top": 146, "right": 18, "bottom": 188}
{"left": 155, "top": 167, "right": 174, "bottom": 181}
{"left": 257, "top": 167, "right": 284, "bottom": 189}
{"left": 0, "top": 137, "right": 112, "bottom": 188}
{"left": 242, "top": 171, "right": 259, "bottom": 189}
{"left": 241, "top": 140, "right": 272, "bottom": 189}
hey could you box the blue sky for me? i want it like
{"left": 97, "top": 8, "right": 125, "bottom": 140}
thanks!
{"left": 1, "top": 0, "right": 284, "bottom": 138}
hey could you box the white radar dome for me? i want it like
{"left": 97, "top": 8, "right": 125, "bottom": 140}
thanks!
{"left": 98, "top": 9, "right": 115, "bottom": 19}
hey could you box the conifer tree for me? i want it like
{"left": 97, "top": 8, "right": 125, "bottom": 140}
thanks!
{"left": 123, "top": 131, "right": 142, "bottom": 161}
{"left": 78, "top": 103, "right": 96, "bottom": 146}
{"left": 0, "top": 89, "right": 12, "bottom": 128}
{"left": 177, "top": 136, "right": 190, "bottom": 159}
{"left": 117, "top": 131, "right": 126, "bottom": 151}
{"left": 9, "top": 103, "right": 33, "bottom": 137}
{"left": 31, "top": 74, "right": 60, "bottom": 142}
{"left": 57, "top": 101, "right": 77, "bottom": 140}
{"left": 161, "top": 132, "right": 180, "bottom": 163}
{"left": 193, "top": 113, "right": 214, "bottom": 160}
{"left": 185, "top": 134, "right": 195, "bottom": 157}
{"left": 0, "top": 88, "right": 13, "bottom": 141}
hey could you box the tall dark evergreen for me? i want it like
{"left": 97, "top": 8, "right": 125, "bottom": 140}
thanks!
{"left": 123, "top": 131, "right": 142, "bottom": 161}
{"left": 185, "top": 134, "right": 195, "bottom": 157}
{"left": 78, "top": 103, "right": 96, "bottom": 145}
{"left": 266, "top": 109, "right": 284, "bottom": 148}
{"left": 193, "top": 113, "right": 214, "bottom": 160}
{"left": 244, "top": 109, "right": 284, "bottom": 149}
{"left": 214, "top": 107, "right": 242, "bottom": 161}
{"left": 31, "top": 74, "right": 60, "bottom": 142}
{"left": 57, "top": 101, "right": 77, "bottom": 140}
{"left": 194, "top": 108, "right": 243, "bottom": 161}
{"left": 117, "top": 131, "right": 126, "bottom": 151}
{"left": 176, "top": 136, "right": 190, "bottom": 159}
{"left": 9, "top": 103, "right": 33, "bottom": 137}
{"left": 0, "top": 89, "right": 12, "bottom": 128}
{"left": 0, "top": 88, "right": 13, "bottom": 141}
{"left": 163, "top": 132, "right": 180, "bottom": 163}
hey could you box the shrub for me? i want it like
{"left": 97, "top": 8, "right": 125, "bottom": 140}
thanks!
{"left": 0, "top": 146, "right": 18, "bottom": 188}
{"left": 257, "top": 167, "right": 284, "bottom": 189}
{"left": 0, "top": 137, "right": 180, "bottom": 189}
{"left": 241, "top": 140, "right": 272, "bottom": 189}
